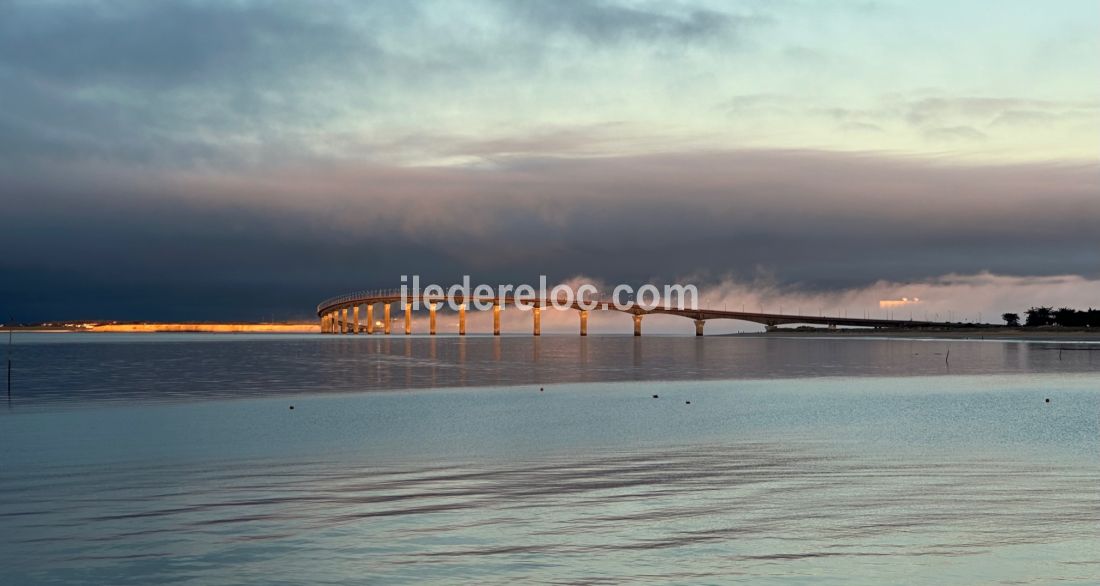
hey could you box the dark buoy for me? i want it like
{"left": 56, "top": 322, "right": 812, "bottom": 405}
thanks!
{"left": 289, "top": 405, "right": 295, "bottom": 410}
{"left": 1045, "top": 398, "right": 1050, "bottom": 403}
{"left": 685, "top": 401, "right": 691, "bottom": 405}
{"left": 540, "top": 387, "right": 544, "bottom": 392}
{"left": 652, "top": 394, "right": 659, "bottom": 399}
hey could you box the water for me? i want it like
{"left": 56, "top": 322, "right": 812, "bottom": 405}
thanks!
{"left": 2, "top": 334, "right": 1099, "bottom": 584}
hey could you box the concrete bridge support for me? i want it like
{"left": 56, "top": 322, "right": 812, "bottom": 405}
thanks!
{"left": 404, "top": 302, "right": 412, "bottom": 335}
{"left": 366, "top": 304, "right": 374, "bottom": 334}
{"left": 340, "top": 308, "right": 348, "bottom": 334}
{"left": 579, "top": 310, "right": 588, "bottom": 336}
{"left": 429, "top": 302, "right": 437, "bottom": 335}
{"left": 383, "top": 303, "right": 392, "bottom": 334}
{"left": 493, "top": 302, "right": 501, "bottom": 336}
{"left": 352, "top": 305, "right": 360, "bottom": 334}
{"left": 458, "top": 304, "right": 467, "bottom": 335}
{"left": 533, "top": 305, "right": 541, "bottom": 336}
{"left": 633, "top": 314, "right": 642, "bottom": 336}
{"left": 695, "top": 319, "right": 705, "bottom": 336}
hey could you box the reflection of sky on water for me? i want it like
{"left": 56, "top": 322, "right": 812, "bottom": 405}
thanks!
{"left": 1, "top": 336, "right": 1098, "bottom": 584}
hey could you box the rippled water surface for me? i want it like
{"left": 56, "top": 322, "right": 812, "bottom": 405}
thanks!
{"left": 1, "top": 334, "right": 1098, "bottom": 584}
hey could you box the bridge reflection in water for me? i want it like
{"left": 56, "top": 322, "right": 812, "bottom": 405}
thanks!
{"left": 317, "top": 288, "right": 988, "bottom": 336}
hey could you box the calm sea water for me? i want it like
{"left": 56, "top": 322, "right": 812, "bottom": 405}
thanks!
{"left": 1, "top": 334, "right": 1098, "bottom": 584}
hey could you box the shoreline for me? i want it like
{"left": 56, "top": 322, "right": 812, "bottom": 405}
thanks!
{"left": 1, "top": 323, "right": 320, "bottom": 334}
{"left": 727, "top": 328, "right": 1100, "bottom": 342}
{"left": 2, "top": 325, "right": 1098, "bottom": 342}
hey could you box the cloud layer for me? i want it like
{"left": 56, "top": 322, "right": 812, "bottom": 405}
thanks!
{"left": 0, "top": 1, "right": 1097, "bottom": 320}
{"left": 3, "top": 149, "right": 1096, "bottom": 320}
{"left": 1, "top": 0, "right": 1096, "bottom": 166}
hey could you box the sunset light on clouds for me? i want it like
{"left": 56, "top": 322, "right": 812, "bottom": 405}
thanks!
{"left": 1, "top": 0, "right": 1097, "bottom": 324}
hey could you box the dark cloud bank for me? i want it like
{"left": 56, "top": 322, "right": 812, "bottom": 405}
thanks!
{"left": 2, "top": 150, "right": 1097, "bottom": 321}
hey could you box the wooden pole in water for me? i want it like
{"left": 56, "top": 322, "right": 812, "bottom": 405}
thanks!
{"left": 7, "top": 315, "right": 12, "bottom": 403}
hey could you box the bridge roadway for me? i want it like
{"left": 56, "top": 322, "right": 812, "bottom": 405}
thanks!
{"left": 316, "top": 288, "right": 983, "bottom": 336}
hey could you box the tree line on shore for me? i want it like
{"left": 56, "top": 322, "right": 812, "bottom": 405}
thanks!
{"left": 1001, "top": 307, "right": 1100, "bottom": 327}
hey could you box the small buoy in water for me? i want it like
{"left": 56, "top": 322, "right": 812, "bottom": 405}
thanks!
{"left": 289, "top": 405, "right": 295, "bottom": 410}
{"left": 540, "top": 387, "right": 544, "bottom": 392}
{"left": 1045, "top": 398, "right": 1050, "bottom": 403}
{"left": 652, "top": 394, "right": 659, "bottom": 399}
{"left": 685, "top": 401, "right": 691, "bottom": 405}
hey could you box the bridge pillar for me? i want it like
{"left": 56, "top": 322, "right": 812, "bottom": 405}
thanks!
{"left": 579, "top": 310, "right": 588, "bottom": 336}
{"left": 429, "top": 302, "right": 437, "bottom": 335}
{"left": 366, "top": 304, "right": 374, "bottom": 334}
{"left": 694, "top": 319, "right": 705, "bottom": 336}
{"left": 383, "top": 303, "right": 391, "bottom": 334}
{"left": 404, "top": 302, "right": 412, "bottom": 335}
{"left": 340, "top": 308, "right": 348, "bottom": 334}
{"left": 493, "top": 301, "right": 501, "bottom": 335}
{"left": 458, "top": 304, "right": 466, "bottom": 335}
{"left": 533, "top": 304, "right": 541, "bottom": 336}
{"left": 352, "top": 305, "right": 360, "bottom": 334}
{"left": 633, "top": 314, "right": 642, "bottom": 336}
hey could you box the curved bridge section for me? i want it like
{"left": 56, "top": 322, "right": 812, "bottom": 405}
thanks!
{"left": 317, "top": 288, "right": 983, "bottom": 336}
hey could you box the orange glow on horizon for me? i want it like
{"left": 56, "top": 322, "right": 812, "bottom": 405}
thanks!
{"left": 879, "top": 297, "right": 922, "bottom": 309}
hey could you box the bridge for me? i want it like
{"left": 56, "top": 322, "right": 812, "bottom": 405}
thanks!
{"left": 317, "top": 288, "right": 987, "bottom": 336}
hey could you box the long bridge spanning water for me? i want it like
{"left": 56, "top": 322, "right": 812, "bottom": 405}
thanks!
{"left": 317, "top": 288, "right": 986, "bottom": 336}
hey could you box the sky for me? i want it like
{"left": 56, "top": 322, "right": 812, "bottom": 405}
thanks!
{"left": 1, "top": 0, "right": 1098, "bottom": 328}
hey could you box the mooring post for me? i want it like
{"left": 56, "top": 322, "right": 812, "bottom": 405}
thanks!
{"left": 6, "top": 317, "right": 12, "bottom": 404}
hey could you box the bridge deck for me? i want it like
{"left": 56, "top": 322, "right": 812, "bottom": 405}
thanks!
{"left": 316, "top": 289, "right": 985, "bottom": 332}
